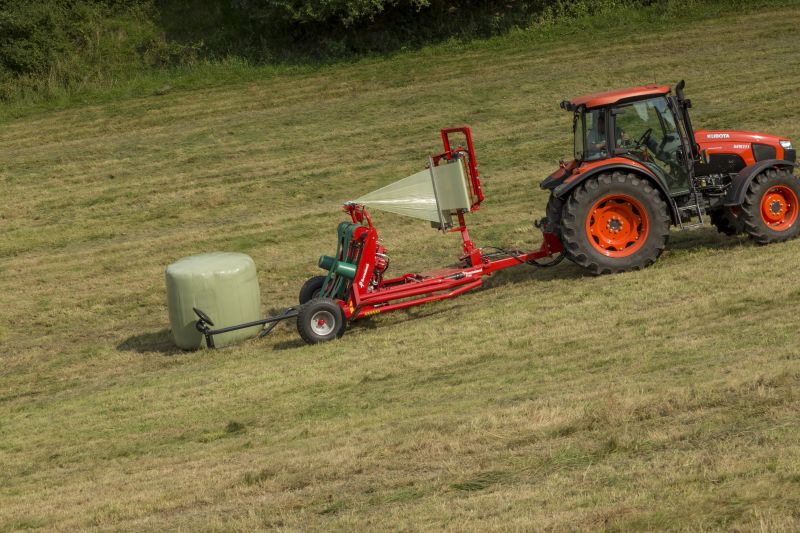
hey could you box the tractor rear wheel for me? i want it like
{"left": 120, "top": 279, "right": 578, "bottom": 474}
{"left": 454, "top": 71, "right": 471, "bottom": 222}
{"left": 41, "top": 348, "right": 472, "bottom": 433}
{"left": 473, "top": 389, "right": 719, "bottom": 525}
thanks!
{"left": 560, "top": 172, "right": 670, "bottom": 275}
{"left": 741, "top": 168, "right": 800, "bottom": 244}
{"left": 296, "top": 297, "right": 346, "bottom": 344}
{"left": 545, "top": 193, "right": 565, "bottom": 240}
{"left": 710, "top": 207, "right": 744, "bottom": 236}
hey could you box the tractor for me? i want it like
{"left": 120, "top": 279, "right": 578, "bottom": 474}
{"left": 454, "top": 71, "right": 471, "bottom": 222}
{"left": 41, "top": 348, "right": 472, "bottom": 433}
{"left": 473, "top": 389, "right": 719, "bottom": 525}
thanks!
{"left": 542, "top": 80, "right": 799, "bottom": 274}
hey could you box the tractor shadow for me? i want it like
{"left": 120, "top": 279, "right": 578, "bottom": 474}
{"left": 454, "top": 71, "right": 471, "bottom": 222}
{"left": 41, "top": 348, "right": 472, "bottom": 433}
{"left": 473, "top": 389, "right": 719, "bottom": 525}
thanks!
{"left": 664, "top": 227, "right": 751, "bottom": 252}
{"left": 117, "top": 328, "right": 185, "bottom": 356}
{"left": 119, "top": 230, "right": 751, "bottom": 354}
{"left": 476, "top": 227, "right": 751, "bottom": 289}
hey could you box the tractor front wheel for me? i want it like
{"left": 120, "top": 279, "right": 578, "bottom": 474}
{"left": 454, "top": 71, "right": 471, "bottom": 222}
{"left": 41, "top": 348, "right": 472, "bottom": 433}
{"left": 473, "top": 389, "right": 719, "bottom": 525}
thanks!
{"left": 296, "top": 297, "right": 346, "bottom": 344}
{"left": 710, "top": 207, "right": 744, "bottom": 236}
{"left": 560, "top": 172, "right": 670, "bottom": 275}
{"left": 741, "top": 168, "right": 800, "bottom": 244}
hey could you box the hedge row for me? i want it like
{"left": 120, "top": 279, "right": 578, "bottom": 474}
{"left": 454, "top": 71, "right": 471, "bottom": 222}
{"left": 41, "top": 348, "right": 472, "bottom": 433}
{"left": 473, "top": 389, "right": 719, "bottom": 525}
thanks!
{"left": 0, "top": 0, "right": 646, "bottom": 101}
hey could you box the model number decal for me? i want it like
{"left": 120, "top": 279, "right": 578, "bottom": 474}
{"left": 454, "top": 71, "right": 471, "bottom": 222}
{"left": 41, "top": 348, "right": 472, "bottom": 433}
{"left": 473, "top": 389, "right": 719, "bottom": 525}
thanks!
{"left": 733, "top": 144, "right": 750, "bottom": 149}
{"left": 707, "top": 133, "right": 731, "bottom": 139}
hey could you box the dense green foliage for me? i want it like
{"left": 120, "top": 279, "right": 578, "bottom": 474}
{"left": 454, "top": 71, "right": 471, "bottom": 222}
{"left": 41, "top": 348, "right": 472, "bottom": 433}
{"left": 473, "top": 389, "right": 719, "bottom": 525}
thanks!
{"left": 0, "top": 0, "right": 648, "bottom": 101}
{"left": 159, "top": 0, "right": 660, "bottom": 59}
{"left": 0, "top": 0, "right": 186, "bottom": 101}
{"left": 179, "top": 0, "right": 578, "bottom": 57}
{"left": 0, "top": 0, "right": 790, "bottom": 104}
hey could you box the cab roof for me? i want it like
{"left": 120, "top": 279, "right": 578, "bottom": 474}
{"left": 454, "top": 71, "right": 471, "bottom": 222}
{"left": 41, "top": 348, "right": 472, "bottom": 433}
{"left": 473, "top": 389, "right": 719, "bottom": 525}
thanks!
{"left": 569, "top": 84, "right": 671, "bottom": 109}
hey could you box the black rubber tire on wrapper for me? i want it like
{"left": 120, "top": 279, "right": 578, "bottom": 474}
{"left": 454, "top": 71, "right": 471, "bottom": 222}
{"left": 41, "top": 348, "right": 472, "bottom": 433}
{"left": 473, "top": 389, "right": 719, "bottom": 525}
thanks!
{"left": 560, "top": 171, "right": 670, "bottom": 275}
{"left": 299, "top": 275, "right": 327, "bottom": 304}
{"left": 741, "top": 168, "right": 800, "bottom": 245}
{"left": 296, "top": 298, "right": 346, "bottom": 344}
{"left": 710, "top": 208, "right": 744, "bottom": 236}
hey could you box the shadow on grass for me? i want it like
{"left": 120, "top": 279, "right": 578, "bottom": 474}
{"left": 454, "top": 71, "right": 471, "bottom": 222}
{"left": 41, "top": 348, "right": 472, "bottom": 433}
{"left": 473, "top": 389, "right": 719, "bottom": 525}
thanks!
{"left": 117, "top": 328, "right": 185, "bottom": 355}
{"left": 665, "top": 227, "right": 750, "bottom": 252}
{"left": 458, "top": 227, "right": 751, "bottom": 289}
{"left": 120, "top": 231, "right": 751, "bottom": 353}
{"left": 480, "top": 255, "right": 585, "bottom": 289}
{"left": 271, "top": 338, "right": 307, "bottom": 350}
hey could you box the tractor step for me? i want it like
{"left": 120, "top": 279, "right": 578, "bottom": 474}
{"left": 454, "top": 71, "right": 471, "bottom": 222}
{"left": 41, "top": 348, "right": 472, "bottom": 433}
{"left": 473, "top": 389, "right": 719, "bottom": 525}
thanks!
{"left": 676, "top": 191, "right": 706, "bottom": 230}
{"left": 680, "top": 222, "right": 705, "bottom": 230}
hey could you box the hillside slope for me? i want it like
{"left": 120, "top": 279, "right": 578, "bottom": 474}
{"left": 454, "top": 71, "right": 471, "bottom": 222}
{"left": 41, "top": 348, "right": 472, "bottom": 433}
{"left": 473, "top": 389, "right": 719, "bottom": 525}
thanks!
{"left": 2, "top": 4, "right": 800, "bottom": 530}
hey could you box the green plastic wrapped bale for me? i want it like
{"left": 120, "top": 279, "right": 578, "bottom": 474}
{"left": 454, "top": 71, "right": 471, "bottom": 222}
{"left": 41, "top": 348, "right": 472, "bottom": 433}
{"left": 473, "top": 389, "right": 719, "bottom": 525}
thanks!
{"left": 165, "top": 252, "right": 262, "bottom": 349}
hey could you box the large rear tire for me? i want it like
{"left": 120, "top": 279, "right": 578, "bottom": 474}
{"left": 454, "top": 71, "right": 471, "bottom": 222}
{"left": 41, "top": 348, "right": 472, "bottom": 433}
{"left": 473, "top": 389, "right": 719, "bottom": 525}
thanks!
{"left": 560, "top": 172, "right": 670, "bottom": 275}
{"left": 741, "top": 168, "right": 800, "bottom": 245}
{"left": 545, "top": 193, "right": 565, "bottom": 240}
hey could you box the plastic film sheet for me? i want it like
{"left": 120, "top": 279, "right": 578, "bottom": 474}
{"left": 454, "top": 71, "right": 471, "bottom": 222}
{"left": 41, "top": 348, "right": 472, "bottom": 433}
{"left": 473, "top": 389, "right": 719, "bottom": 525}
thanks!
{"left": 353, "top": 168, "right": 439, "bottom": 222}
{"left": 353, "top": 160, "right": 471, "bottom": 224}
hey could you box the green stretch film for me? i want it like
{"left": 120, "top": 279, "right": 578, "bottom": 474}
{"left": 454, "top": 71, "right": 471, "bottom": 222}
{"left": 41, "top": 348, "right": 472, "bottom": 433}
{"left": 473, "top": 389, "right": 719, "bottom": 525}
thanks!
{"left": 165, "top": 252, "right": 262, "bottom": 349}
{"left": 353, "top": 159, "right": 471, "bottom": 223}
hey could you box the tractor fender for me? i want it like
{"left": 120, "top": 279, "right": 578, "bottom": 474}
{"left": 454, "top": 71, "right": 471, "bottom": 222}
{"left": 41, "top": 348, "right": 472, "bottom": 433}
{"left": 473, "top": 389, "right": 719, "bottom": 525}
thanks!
{"left": 552, "top": 162, "right": 681, "bottom": 225}
{"left": 722, "top": 159, "right": 797, "bottom": 207}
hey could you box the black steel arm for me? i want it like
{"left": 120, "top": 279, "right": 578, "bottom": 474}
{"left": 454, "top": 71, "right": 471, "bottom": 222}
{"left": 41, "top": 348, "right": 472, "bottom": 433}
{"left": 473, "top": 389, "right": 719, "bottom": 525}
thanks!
{"left": 193, "top": 307, "right": 298, "bottom": 349}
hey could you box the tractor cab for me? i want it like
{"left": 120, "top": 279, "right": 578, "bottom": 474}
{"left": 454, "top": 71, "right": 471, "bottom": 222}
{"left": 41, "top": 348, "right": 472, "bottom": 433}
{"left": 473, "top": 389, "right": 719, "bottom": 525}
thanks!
{"left": 564, "top": 84, "right": 696, "bottom": 195}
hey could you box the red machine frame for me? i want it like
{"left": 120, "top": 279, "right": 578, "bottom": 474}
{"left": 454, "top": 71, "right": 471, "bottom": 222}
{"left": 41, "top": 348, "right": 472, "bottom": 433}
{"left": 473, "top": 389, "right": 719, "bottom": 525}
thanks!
{"left": 337, "top": 127, "right": 563, "bottom": 320}
{"left": 193, "top": 127, "right": 564, "bottom": 348}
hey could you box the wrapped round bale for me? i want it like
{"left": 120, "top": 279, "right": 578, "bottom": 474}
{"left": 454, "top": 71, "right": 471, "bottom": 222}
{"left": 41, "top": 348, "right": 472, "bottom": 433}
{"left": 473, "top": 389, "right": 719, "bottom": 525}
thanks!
{"left": 166, "top": 252, "right": 262, "bottom": 349}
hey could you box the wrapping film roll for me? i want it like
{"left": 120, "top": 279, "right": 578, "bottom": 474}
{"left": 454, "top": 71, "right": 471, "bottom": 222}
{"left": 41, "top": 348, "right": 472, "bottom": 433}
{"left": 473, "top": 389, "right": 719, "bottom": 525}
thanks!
{"left": 352, "top": 159, "right": 472, "bottom": 225}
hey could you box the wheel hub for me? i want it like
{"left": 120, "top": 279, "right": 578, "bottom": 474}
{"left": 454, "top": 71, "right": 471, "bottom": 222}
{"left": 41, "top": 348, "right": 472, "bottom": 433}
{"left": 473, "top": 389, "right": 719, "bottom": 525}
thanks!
{"left": 760, "top": 185, "right": 797, "bottom": 230}
{"left": 586, "top": 195, "right": 649, "bottom": 257}
{"left": 310, "top": 310, "right": 335, "bottom": 336}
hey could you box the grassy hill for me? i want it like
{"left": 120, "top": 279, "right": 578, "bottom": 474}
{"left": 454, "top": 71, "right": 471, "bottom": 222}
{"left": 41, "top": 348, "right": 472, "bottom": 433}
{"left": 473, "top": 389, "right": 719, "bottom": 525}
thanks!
{"left": 2, "top": 2, "right": 800, "bottom": 530}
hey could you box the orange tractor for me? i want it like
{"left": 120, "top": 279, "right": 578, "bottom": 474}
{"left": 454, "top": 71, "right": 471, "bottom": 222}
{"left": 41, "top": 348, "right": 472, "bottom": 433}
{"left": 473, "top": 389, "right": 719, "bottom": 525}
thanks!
{"left": 542, "top": 80, "right": 798, "bottom": 274}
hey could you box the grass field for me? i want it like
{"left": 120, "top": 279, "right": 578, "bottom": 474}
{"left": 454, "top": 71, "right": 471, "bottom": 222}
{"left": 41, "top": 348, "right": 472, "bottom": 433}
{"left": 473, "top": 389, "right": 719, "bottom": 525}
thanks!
{"left": 2, "top": 2, "right": 800, "bottom": 530}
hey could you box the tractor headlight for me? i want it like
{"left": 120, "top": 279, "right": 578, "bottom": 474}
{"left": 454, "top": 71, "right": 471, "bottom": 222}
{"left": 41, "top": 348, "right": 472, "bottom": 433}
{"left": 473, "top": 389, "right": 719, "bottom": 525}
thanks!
{"left": 780, "top": 140, "right": 793, "bottom": 149}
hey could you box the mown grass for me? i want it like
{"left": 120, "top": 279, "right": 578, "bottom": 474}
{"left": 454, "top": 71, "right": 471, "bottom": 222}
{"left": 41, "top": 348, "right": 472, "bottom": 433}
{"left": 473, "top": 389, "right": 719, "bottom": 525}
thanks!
{"left": 2, "top": 2, "right": 800, "bottom": 531}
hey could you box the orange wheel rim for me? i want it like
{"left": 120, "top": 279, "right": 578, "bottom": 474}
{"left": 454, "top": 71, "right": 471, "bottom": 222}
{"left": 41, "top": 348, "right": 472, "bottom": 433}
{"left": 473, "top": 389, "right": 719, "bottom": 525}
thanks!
{"left": 760, "top": 185, "right": 798, "bottom": 231}
{"left": 586, "top": 194, "right": 650, "bottom": 257}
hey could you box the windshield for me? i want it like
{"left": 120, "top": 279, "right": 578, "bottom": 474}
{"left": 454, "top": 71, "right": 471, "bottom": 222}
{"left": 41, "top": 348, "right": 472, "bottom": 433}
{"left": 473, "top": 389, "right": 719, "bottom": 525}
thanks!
{"left": 575, "top": 108, "right": 607, "bottom": 162}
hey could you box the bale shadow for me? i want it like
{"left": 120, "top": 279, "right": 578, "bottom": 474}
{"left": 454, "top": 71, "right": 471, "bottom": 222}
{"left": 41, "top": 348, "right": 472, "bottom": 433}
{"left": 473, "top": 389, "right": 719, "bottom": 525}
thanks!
{"left": 117, "top": 328, "right": 186, "bottom": 355}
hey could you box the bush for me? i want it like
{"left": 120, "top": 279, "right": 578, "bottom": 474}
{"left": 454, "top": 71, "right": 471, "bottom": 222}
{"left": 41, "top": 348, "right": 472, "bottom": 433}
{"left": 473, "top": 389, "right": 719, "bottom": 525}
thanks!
{"left": 0, "top": 0, "right": 187, "bottom": 101}
{"left": 0, "top": 0, "right": 698, "bottom": 103}
{"left": 161, "top": 0, "right": 566, "bottom": 60}
{"left": 157, "top": 0, "right": 660, "bottom": 61}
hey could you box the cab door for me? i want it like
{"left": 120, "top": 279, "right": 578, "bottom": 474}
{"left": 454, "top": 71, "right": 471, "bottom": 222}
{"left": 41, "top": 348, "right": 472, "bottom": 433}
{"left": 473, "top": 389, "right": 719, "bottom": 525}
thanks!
{"left": 611, "top": 96, "right": 692, "bottom": 195}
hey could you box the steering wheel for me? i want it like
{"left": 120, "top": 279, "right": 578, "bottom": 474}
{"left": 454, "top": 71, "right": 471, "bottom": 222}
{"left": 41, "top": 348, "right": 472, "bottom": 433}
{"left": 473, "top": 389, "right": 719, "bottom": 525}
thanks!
{"left": 193, "top": 307, "right": 215, "bottom": 327}
{"left": 634, "top": 128, "right": 653, "bottom": 148}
